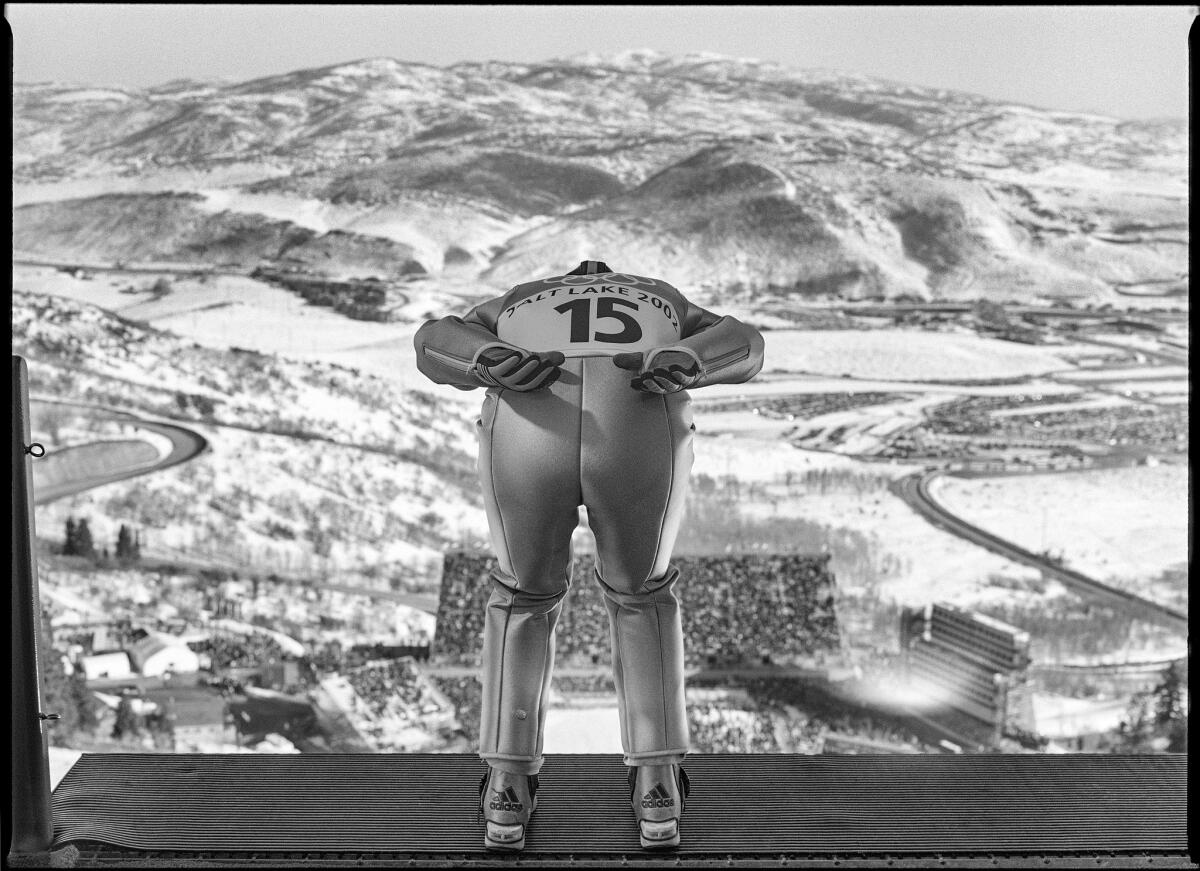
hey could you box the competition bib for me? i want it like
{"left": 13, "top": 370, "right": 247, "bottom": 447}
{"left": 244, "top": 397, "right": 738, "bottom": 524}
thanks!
{"left": 495, "top": 276, "right": 682, "bottom": 356}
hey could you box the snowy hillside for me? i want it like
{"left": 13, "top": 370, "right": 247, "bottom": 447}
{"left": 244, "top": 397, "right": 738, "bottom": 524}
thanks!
{"left": 12, "top": 51, "right": 1187, "bottom": 309}
{"left": 13, "top": 290, "right": 487, "bottom": 587}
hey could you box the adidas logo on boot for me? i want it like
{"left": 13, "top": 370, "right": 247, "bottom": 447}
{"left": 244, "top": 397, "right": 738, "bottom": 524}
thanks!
{"left": 489, "top": 786, "right": 524, "bottom": 813}
{"left": 641, "top": 783, "right": 675, "bottom": 809}
{"left": 629, "top": 765, "right": 689, "bottom": 850}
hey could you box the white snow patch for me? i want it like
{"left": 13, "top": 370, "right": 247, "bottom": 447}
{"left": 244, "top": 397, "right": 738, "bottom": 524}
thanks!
{"left": 13, "top": 164, "right": 295, "bottom": 207}
{"left": 761, "top": 330, "right": 1073, "bottom": 382}
{"left": 542, "top": 706, "right": 624, "bottom": 753}
{"left": 44, "top": 89, "right": 133, "bottom": 103}
{"left": 1032, "top": 694, "right": 1128, "bottom": 739}
{"left": 48, "top": 746, "right": 84, "bottom": 789}
{"left": 990, "top": 164, "right": 1187, "bottom": 199}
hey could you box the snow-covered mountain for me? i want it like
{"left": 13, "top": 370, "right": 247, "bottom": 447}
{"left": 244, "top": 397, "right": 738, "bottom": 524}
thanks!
{"left": 13, "top": 51, "right": 1188, "bottom": 309}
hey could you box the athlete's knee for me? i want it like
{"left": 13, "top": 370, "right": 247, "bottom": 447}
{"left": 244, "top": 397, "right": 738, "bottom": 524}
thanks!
{"left": 641, "top": 565, "right": 681, "bottom": 595}
{"left": 594, "top": 564, "right": 681, "bottom": 601}
{"left": 488, "top": 571, "right": 570, "bottom": 613}
{"left": 495, "top": 550, "right": 575, "bottom": 598}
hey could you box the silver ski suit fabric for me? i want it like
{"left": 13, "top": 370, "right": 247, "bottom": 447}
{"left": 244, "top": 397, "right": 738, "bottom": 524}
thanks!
{"left": 414, "top": 264, "right": 765, "bottom": 774}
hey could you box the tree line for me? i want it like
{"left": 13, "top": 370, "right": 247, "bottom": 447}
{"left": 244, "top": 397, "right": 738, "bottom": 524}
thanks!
{"left": 62, "top": 517, "right": 143, "bottom": 562}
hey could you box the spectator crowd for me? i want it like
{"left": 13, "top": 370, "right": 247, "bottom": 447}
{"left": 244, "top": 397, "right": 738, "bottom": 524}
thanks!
{"left": 189, "top": 633, "right": 289, "bottom": 672}
{"left": 688, "top": 701, "right": 779, "bottom": 753}
{"left": 343, "top": 658, "right": 448, "bottom": 725}
{"left": 434, "top": 552, "right": 842, "bottom": 667}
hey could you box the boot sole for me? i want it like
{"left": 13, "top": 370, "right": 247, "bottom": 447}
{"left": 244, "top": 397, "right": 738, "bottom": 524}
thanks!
{"left": 482, "top": 796, "right": 538, "bottom": 852}
{"left": 631, "top": 766, "right": 687, "bottom": 851}
{"left": 639, "top": 818, "right": 680, "bottom": 850}
{"left": 484, "top": 822, "right": 526, "bottom": 852}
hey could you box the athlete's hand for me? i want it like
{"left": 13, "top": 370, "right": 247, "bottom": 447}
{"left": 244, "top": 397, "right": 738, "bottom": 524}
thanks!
{"left": 613, "top": 350, "right": 702, "bottom": 394}
{"left": 474, "top": 348, "right": 566, "bottom": 391}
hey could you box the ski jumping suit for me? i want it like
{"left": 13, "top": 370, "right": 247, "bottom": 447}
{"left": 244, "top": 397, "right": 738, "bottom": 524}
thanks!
{"left": 414, "top": 261, "right": 764, "bottom": 774}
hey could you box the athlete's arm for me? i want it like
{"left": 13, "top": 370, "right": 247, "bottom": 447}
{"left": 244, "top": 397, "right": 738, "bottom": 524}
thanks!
{"left": 414, "top": 295, "right": 563, "bottom": 391}
{"left": 668, "top": 300, "right": 765, "bottom": 387}
{"left": 614, "top": 293, "right": 765, "bottom": 392}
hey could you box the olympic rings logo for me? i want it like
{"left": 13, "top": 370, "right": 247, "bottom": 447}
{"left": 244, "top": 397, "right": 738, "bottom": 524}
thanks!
{"left": 558, "top": 273, "right": 661, "bottom": 289}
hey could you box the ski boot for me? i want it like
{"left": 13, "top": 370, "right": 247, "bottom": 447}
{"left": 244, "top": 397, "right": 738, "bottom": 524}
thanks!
{"left": 478, "top": 766, "right": 539, "bottom": 852}
{"left": 628, "top": 763, "right": 690, "bottom": 850}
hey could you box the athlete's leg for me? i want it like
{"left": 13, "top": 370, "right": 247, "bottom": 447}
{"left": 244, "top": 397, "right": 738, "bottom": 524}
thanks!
{"left": 581, "top": 371, "right": 694, "bottom": 766}
{"left": 596, "top": 567, "right": 689, "bottom": 765}
{"left": 475, "top": 374, "right": 583, "bottom": 775}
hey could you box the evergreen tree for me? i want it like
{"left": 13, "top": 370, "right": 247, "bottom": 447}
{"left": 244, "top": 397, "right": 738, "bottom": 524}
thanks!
{"left": 64, "top": 517, "right": 77, "bottom": 555}
{"left": 1153, "top": 662, "right": 1184, "bottom": 727}
{"left": 75, "top": 519, "right": 96, "bottom": 559}
{"left": 116, "top": 524, "right": 133, "bottom": 559}
{"left": 112, "top": 694, "right": 140, "bottom": 741}
{"left": 1115, "top": 692, "right": 1154, "bottom": 753}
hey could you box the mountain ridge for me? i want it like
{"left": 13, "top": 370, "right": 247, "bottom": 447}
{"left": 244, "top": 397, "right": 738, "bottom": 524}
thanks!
{"left": 13, "top": 50, "right": 1188, "bottom": 309}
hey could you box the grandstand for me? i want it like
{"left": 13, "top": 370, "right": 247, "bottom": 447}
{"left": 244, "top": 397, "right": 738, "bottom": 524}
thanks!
{"left": 324, "top": 658, "right": 459, "bottom": 752}
{"left": 433, "top": 551, "right": 842, "bottom": 668}
{"left": 900, "top": 603, "right": 1034, "bottom": 746}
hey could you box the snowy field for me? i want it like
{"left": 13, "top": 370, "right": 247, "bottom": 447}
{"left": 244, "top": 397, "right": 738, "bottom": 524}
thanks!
{"left": 759, "top": 329, "right": 1074, "bottom": 382}
{"left": 930, "top": 466, "right": 1189, "bottom": 600}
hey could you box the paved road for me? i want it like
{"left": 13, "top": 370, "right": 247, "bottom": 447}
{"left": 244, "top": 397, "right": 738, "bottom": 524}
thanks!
{"left": 892, "top": 470, "right": 1188, "bottom": 634}
{"left": 14, "top": 256, "right": 246, "bottom": 279}
{"left": 30, "top": 399, "right": 209, "bottom": 505}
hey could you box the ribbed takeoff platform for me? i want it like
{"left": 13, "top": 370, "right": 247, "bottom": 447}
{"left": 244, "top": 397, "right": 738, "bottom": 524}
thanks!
{"left": 37, "top": 753, "right": 1192, "bottom": 867}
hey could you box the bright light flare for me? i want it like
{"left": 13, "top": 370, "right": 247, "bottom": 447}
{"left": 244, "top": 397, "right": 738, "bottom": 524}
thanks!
{"left": 853, "top": 671, "right": 957, "bottom": 713}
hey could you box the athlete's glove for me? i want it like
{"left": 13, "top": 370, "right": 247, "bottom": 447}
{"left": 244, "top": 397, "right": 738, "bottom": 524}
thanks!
{"left": 613, "top": 350, "right": 703, "bottom": 394}
{"left": 473, "top": 347, "right": 566, "bottom": 391}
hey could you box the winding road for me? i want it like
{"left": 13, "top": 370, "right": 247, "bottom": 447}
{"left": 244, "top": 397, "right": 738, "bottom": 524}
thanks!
{"left": 31, "top": 399, "right": 210, "bottom": 505}
{"left": 892, "top": 470, "right": 1188, "bottom": 633}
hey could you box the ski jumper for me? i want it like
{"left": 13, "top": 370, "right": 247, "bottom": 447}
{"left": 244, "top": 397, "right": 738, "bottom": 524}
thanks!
{"left": 414, "top": 261, "right": 765, "bottom": 774}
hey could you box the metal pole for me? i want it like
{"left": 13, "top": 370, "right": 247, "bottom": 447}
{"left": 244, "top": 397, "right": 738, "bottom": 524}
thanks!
{"left": 11, "top": 356, "right": 55, "bottom": 856}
